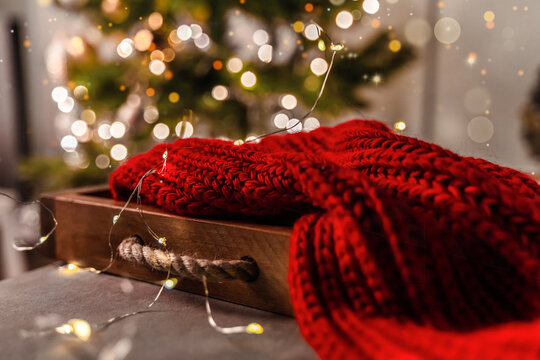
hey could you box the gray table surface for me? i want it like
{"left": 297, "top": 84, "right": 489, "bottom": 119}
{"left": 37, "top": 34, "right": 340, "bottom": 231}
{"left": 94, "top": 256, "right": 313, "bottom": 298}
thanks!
{"left": 0, "top": 264, "right": 317, "bottom": 360}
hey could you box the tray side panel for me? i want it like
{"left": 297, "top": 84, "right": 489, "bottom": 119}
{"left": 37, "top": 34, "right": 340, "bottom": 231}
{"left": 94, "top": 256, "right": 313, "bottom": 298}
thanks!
{"left": 54, "top": 195, "right": 294, "bottom": 315}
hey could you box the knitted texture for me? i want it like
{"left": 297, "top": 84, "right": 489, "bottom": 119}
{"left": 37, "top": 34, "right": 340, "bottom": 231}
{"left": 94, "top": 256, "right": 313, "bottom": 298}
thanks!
{"left": 110, "top": 120, "right": 540, "bottom": 359}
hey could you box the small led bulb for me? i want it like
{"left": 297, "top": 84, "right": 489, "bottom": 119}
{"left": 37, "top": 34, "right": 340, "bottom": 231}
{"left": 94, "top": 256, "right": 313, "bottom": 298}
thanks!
{"left": 55, "top": 323, "right": 73, "bottom": 335}
{"left": 162, "top": 150, "right": 168, "bottom": 160}
{"left": 246, "top": 322, "right": 264, "bottom": 334}
{"left": 233, "top": 139, "right": 244, "bottom": 146}
{"left": 69, "top": 319, "right": 92, "bottom": 341}
{"left": 39, "top": 236, "right": 47, "bottom": 244}
{"left": 112, "top": 215, "right": 120, "bottom": 224}
{"left": 330, "top": 43, "right": 344, "bottom": 51}
{"left": 158, "top": 237, "right": 167, "bottom": 246}
{"left": 163, "top": 278, "right": 178, "bottom": 289}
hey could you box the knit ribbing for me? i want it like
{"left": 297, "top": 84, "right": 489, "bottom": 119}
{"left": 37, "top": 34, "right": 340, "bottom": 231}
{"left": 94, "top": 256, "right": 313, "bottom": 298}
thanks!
{"left": 110, "top": 119, "right": 540, "bottom": 359}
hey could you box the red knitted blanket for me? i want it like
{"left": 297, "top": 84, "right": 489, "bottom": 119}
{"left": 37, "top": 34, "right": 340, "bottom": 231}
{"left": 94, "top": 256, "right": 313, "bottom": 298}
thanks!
{"left": 110, "top": 120, "right": 540, "bottom": 359}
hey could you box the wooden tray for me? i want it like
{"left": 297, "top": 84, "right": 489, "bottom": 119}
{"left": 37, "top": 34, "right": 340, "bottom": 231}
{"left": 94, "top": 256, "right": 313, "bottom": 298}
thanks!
{"left": 40, "top": 186, "right": 294, "bottom": 315}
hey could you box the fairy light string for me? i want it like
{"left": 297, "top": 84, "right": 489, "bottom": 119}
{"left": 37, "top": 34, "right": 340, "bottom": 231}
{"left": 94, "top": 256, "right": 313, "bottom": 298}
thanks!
{"left": 0, "top": 192, "right": 58, "bottom": 251}
{"left": 11, "top": 21, "right": 345, "bottom": 341}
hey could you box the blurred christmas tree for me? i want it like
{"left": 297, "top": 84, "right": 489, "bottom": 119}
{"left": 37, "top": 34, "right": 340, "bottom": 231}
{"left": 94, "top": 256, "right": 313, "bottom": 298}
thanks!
{"left": 23, "top": 0, "right": 414, "bottom": 192}
{"left": 523, "top": 68, "right": 540, "bottom": 160}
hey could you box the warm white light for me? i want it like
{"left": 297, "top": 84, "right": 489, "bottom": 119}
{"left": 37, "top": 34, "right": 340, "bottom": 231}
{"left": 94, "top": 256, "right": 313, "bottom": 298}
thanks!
{"left": 117, "top": 38, "right": 134, "bottom": 58}
{"left": 281, "top": 94, "right": 297, "bottom": 110}
{"left": 258, "top": 44, "right": 272, "bottom": 63}
{"left": 73, "top": 85, "right": 88, "bottom": 99}
{"left": 226, "top": 57, "right": 243, "bottom": 73}
{"left": 152, "top": 123, "right": 169, "bottom": 139}
{"left": 58, "top": 97, "right": 75, "bottom": 113}
{"left": 133, "top": 29, "right": 153, "bottom": 51}
{"left": 110, "top": 144, "right": 128, "bottom": 161}
{"left": 304, "top": 24, "right": 320, "bottom": 41}
{"left": 434, "top": 17, "right": 461, "bottom": 45}
{"left": 143, "top": 106, "right": 159, "bottom": 123}
{"left": 71, "top": 120, "right": 88, "bottom": 137}
{"left": 95, "top": 154, "right": 110, "bottom": 169}
{"left": 336, "top": 10, "right": 354, "bottom": 29}
{"left": 190, "top": 24, "right": 203, "bottom": 39}
{"left": 211, "top": 85, "right": 229, "bottom": 101}
{"left": 240, "top": 71, "right": 257, "bottom": 88}
{"left": 175, "top": 121, "right": 194, "bottom": 138}
{"left": 110, "top": 121, "right": 126, "bottom": 138}
{"left": 304, "top": 117, "right": 320, "bottom": 131}
{"left": 97, "top": 124, "right": 111, "bottom": 140}
{"left": 273, "top": 113, "right": 289, "bottom": 128}
{"left": 51, "top": 87, "right": 68, "bottom": 103}
{"left": 468, "top": 116, "right": 494, "bottom": 143}
{"left": 81, "top": 109, "right": 96, "bottom": 124}
{"left": 149, "top": 60, "right": 166, "bottom": 75}
{"left": 177, "top": 25, "right": 192, "bottom": 41}
{"left": 310, "top": 58, "right": 328, "bottom": 76}
{"left": 253, "top": 29, "right": 269, "bottom": 46}
{"left": 194, "top": 33, "right": 210, "bottom": 49}
{"left": 70, "top": 319, "right": 92, "bottom": 341}
{"left": 363, "top": 0, "right": 380, "bottom": 14}
{"left": 148, "top": 12, "right": 163, "bottom": 30}
{"left": 286, "top": 119, "right": 302, "bottom": 133}
{"left": 61, "top": 135, "right": 78, "bottom": 152}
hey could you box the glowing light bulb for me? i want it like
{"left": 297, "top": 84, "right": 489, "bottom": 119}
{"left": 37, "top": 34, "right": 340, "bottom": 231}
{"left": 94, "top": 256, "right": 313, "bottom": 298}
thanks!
{"left": 117, "top": 38, "right": 134, "bottom": 58}
{"left": 310, "top": 58, "right": 328, "bottom": 76}
{"left": 234, "top": 139, "right": 244, "bottom": 145}
{"left": 58, "top": 97, "right": 75, "bottom": 113}
{"left": 363, "top": 0, "right": 380, "bottom": 14}
{"left": 112, "top": 215, "right": 120, "bottom": 224}
{"left": 163, "top": 278, "right": 178, "bottom": 289}
{"left": 70, "top": 319, "right": 92, "bottom": 341}
{"left": 177, "top": 25, "right": 192, "bottom": 41}
{"left": 336, "top": 10, "right": 354, "bottom": 29}
{"left": 73, "top": 85, "right": 88, "bottom": 100}
{"left": 273, "top": 113, "right": 289, "bottom": 128}
{"left": 389, "top": 40, "right": 402, "bottom": 52}
{"left": 281, "top": 94, "right": 297, "bottom": 110}
{"left": 148, "top": 12, "right": 163, "bottom": 30}
{"left": 304, "top": 117, "right": 320, "bottom": 131}
{"left": 257, "top": 44, "right": 272, "bottom": 63}
{"left": 246, "top": 322, "right": 264, "bottom": 334}
{"left": 226, "top": 57, "right": 243, "bottom": 73}
{"left": 51, "top": 87, "right": 68, "bottom": 103}
{"left": 252, "top": 29, "right": 269, "bottom": 45}
{"left": 39, "top": 236, "right": 47, "bottom": 244}
{"left": 211, "top": 85, "right": 228, "bottom": 101}
{"left": 61, "top": 135, "right": 78, "bottom": 152}
{"left": 110, "top": 144, "right": 128, "bottom": 161}
{"left": 158, "top": 237, "right": 167, "bottom": 245}
{"left": 190, "top": 24, "right": 203, "bottom": 39}
{"left": 95, "top": 154, "right": 110, "bottom": 169}
{"left": 304, "top": 24, "right": 320, "bottom": 41}
{"left": 133, "top": 29, "right": 153, "bottom": 51}
{"left": 71, "top": 120, "right": 88, "bottom": 137}
{"left": 175, "top": 121, "right": 194, "bottom": 138}
{"left": 110, "top": 121, "right": 126, "bottom": 138}
{"left": 153, "top": 123, "right": 169, "bottom": 140}
{"left": 394, "top": 121, "right": 406, "bottom": 131}
{"left": 286, "top": 119, "right": 302, "bottom": 133}
{"left": 240, "top": 71, "right": 257, "bottom": 88}
{"left": 149, "top": 60, "right": 166, "bottom": 75}
{"left": 194, "top": 34, "right": 211, "bottom": 49}
{"left": 55, "top": 324, "right": 73, "bottom": 335}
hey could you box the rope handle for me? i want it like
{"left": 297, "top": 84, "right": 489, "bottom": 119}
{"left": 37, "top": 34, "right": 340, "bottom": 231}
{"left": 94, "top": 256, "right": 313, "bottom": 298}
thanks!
{"left": 118, "top": 236, "right": 259, "bottom": 282}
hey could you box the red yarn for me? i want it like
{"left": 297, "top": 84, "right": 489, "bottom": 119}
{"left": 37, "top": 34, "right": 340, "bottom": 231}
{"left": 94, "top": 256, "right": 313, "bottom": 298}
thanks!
{"left": 110, "top": 120, "right": 540, "bottom": 359}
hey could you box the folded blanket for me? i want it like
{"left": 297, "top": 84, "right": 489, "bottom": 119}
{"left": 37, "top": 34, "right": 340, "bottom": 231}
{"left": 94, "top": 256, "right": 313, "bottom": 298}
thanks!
{"left": 110, "top": 119, "right": 540, "bottom": 359}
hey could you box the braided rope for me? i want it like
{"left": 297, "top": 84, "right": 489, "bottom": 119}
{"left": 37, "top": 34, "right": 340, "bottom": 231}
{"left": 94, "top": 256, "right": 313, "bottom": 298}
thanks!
{"left": 118, "top": 236, "right": 259, "bottom": 282}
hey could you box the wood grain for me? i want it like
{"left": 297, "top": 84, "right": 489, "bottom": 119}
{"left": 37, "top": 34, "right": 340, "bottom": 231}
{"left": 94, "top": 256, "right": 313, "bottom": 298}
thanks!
{"left": 43, "top": 186, "right": 294, "bottom": 315}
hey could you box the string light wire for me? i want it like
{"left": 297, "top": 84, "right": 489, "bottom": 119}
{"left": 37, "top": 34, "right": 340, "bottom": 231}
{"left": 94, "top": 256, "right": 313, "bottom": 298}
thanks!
{"left": 0, "top": 192, "right": 58, "bottom": 251}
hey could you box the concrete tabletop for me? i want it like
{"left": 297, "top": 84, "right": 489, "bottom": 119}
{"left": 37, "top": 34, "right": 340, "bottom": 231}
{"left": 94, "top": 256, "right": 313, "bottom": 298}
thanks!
{"left": 0, "top": 264, "right": 316, "bottom": 360}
